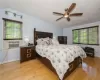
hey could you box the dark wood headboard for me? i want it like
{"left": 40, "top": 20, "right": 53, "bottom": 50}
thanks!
{"left": 34, "top": 28, "right": 53, "bottom": 45}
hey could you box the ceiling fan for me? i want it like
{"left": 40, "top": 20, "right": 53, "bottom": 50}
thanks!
{"left": 53, "top": 3, "right": 83, "bottom": 22}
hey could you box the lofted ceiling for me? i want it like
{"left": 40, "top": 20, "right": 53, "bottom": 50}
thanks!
{"left": 0, "top": 0, "right": 100, "bottom": 27}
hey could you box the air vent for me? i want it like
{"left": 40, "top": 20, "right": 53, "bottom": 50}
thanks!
{"left": 9, "top": 41, "right": 19, "bottom": 48}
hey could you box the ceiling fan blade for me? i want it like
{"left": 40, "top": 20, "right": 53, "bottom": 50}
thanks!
{"left": 65, "top": 8, "right": 69, "bottom": 14}
{"left": 70, "top": 13, "right": 83, "bottom": 16}
{"left": 56, "top": 17, "right": 63, "bottom": 21}
{"left": 67, "top": 17, "right": 70, "bottom": 21}
{"left": 67, "top": 3, "right": 76, "bottom": 13}
{"left": 53, "top": 12, "right": 64, "bottom": 16}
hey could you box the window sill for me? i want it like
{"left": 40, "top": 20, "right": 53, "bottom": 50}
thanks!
{"left": 3, "top": 39, "right": 22, "bottom": 40}
{"left": 73, "top": 43, "right": 99, "bottom": 46}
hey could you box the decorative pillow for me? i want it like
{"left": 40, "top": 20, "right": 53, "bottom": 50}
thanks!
{"left": 36, "top": 38, "right": 44, "bottom": 45}
{"left": 50, "top": 39, "right": 59, "bottom": 45}
{"left": 37, "top": 37, "right": 50, "bottom": 45}
{"left": 43, "top": 37, "right": 50, "bottom": 45}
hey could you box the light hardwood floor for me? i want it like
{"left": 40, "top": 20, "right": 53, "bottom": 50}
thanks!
{"left": 0, "top": 57, "right": 100, "bottom": 80}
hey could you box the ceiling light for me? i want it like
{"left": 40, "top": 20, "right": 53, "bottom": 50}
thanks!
{"left": 64, "top": 15, "right": 68, "bottom": 18}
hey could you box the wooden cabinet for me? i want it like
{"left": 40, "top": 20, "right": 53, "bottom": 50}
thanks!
{"left": 58, "top": 36, "right": 67, "bottom": 44}
{"left": 20, "top": 46, "right": 36, "bottom": 63}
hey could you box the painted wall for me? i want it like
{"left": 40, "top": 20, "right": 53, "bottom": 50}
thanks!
{"left": 63, "top": 21, "right": 100, "bottom": 57}
{"left": 0, "top": 8, "right": 63, "bottom": 64}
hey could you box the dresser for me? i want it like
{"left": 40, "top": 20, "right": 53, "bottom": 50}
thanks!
{"left": 20, "top": 46, "right": 36, "bottom": 63}
{"left": 58, "top": 36, "right": 67, "bottom": 44}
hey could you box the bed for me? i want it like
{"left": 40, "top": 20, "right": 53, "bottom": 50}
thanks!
{"left": 34, "top": 28, "right": 86, "bottom": 80}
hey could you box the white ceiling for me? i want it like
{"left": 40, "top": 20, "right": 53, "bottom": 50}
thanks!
{"left": 0, "top": 0, "right": 100, "bottom": 27}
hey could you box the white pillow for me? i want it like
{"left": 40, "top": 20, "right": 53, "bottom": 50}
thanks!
{"left": 36, "top": 38, "right": 44, "bottom": 45}
{"left": 37, "top": 37, "right": 50, "bottom": 45}
{"left": 50, "top": 39, "right": 59, "bottom": 45}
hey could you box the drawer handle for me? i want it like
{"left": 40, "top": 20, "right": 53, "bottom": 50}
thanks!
{"left": 27, "top": 49, "right": 32, "bottom": 58}
{"left": 27, "top": 49, "right": 31, "bottom": 53}
{"left": 27, "top": 53, "right": 31, "bottom": 58}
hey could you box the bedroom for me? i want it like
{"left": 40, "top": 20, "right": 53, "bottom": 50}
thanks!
{"left": 0, "top": 0, "right": 100, "bottom": 80}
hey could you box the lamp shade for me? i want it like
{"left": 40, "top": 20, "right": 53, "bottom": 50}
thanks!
{"left": 24, "top": 36, "right": 29, "bottom": 44}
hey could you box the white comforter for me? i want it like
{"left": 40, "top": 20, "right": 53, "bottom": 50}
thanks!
{"left": 36, "top": 45, "right": 86, "bottom": 80}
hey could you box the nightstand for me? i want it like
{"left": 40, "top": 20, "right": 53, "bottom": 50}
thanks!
{"left": 84, "top": 47, "right": 95, "bottom": 57}
{"left": 20, "top": 46, "right": 36, "bottom": 63}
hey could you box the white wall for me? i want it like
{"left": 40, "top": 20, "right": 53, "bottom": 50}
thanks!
{"left": 63, "top": 21, "right": 100, "bottom": 57}
{"left": 0, "top": 8, "right": 63, "bottom": 64}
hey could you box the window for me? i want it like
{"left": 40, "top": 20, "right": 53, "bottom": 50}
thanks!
{"left": 73, "top": 26, "right": 99, "bottom": 45}
{"left": 3, "top": 18, "right": 22, "bottom": 40}
{"left": 73, "top": 30, "right": 79, "bottom": 43}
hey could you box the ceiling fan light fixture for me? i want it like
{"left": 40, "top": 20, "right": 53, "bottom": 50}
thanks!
{"left": 64, "top": 15, "right": 68, "bottom": 18}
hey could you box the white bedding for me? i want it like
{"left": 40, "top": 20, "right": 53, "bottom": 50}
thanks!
{"left": 36, "top": 44, "right": 86, "bottom": 80}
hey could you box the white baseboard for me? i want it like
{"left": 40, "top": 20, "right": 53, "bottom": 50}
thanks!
{"left": 95, "top": 55, "right": 100, "bottom": 58}
{"left": 0, "top": 58, "right": 20, "bottom": 64}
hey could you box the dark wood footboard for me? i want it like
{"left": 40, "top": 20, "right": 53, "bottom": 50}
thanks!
{"left": 63, "top": 56, "right": 82, "bottom": 80}
{"left": 37, "top": 53, "right": 82, "bottom": 80}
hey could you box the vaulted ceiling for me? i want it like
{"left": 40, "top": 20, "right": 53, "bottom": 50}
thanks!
{"left": 0, "top": 0, "right": 100, "bottom": 27}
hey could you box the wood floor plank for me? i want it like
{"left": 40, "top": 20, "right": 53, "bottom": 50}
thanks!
{"left": 0, "top": 57, "right": 100, "bottom": 80}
